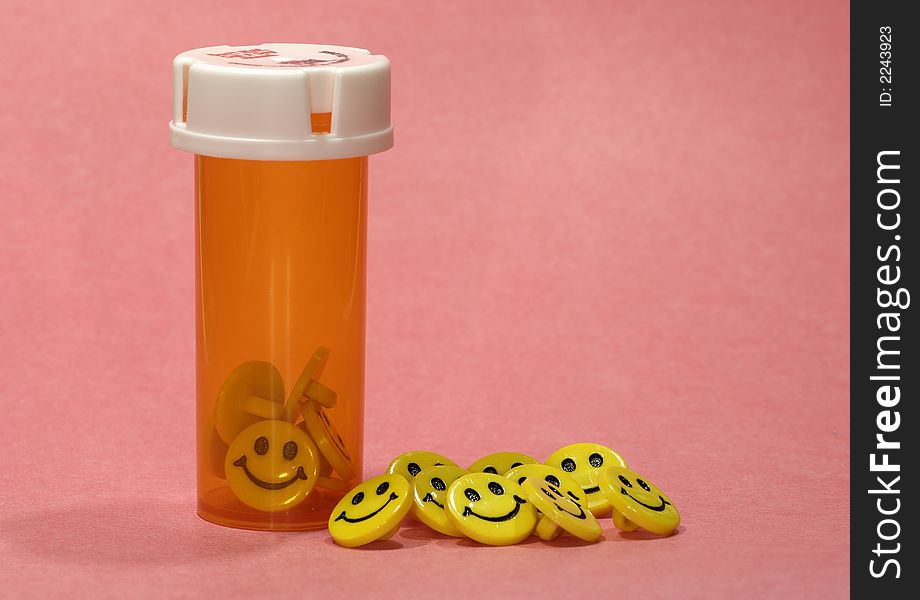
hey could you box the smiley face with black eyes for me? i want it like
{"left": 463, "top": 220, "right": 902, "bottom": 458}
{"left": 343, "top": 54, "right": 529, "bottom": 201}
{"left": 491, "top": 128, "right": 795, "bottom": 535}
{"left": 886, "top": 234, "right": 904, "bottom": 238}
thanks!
{"left": 328, "top": 474, "right": 412, "bottom": 547}
{"left": 504, "top": 463, "right": 581, "bottom": 537}
{"left": 445, "top": 473, "right": 537, "bottom": 545}
{"left": 224, "top": 420, "right": 319, "bottom": 512}
{"left": 507, "top": 464, "right": 601, "bottom": 542}
{"left": 410, "top": 465, "right": 468, "bottom": 536}
{"left": 535, "top": 483, "right": 587, "bottom": 519}
{"left": 521, "top": 478, "right": 603, "bottom": 543}
{"left": 545, "top": 443, "right": 628, "bottom": 515}
{"left": 598, "top": 466, "right": 680, "bottom": 536}
{"left": 387, "top": 450, "right": 458, "bottom": 482}
{"left": 468, "top": 452, "right": 539, "bottom": 475}
{"left": 304, "top": 401, "right": 354, "bottom": 480}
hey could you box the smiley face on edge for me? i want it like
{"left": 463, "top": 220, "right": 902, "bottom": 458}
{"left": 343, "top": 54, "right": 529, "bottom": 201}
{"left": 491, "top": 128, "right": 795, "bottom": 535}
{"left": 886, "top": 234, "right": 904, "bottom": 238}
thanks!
{"left": 521, "top": 477, "right": 602, "bottom": 543}
{"left": 387, "top": 450, "right": 458, "bottom": 482}
{"left": 411, "top": 465, "right": 468, "bottom": 537}
{"left": 329, "top": 474, "right": 412, "bottom": 547}
{"left": 445, "top": 472, "right": 537, "bottom": 545}
{"left": 545, "top": 443, "right": 628, "bottom": 515}
{"left": 598, "top": 466, "right": 680, "bottom": 536}
{"left": 303, "top": 401, "right": 354, "bottom": 480}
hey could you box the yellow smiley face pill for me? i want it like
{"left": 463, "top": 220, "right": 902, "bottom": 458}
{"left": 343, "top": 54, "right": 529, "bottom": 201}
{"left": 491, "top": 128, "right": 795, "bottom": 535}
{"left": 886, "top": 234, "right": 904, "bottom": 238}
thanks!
{"left": 411, "top": 465, "right": 468, "bottom": 537}
{"left": 225, "top": 420, "right": 319, "bottom": 512}
{"left": 598, "top": 466, "right": 680, "bottom": 535}
{"left": 214, "top": 361, "right": 287, "bottom": 445}
{"left": 445, "top": 472, "right": 537, "bottom": 545}
{"left": 521, "top": 477, "right": 602, "bottom": 543}
{"left": 504, "top": 464, "right": 567, "bottom": 539}
{"left": 504, "top": 463, "right": 570, "bottom": 488}
{"left": 303, "top": 401, "right": 355, "bottom": 480}
{"left": 387, "top": 451, "right": 458, "bottom": 481}
{"left": 505, "top": 464, "right": 594, "bottom": 541}
{"left": 284, "top": 347, "right": 335, "bottom": 423}
{"left": 545, "top": 443, "right": 628, "bottom": 515}
{"left": 329, "top": 474, "right": 412, "bottom": 547}
{"left": 468, "top": 452, "right": 539, "bottom": 475}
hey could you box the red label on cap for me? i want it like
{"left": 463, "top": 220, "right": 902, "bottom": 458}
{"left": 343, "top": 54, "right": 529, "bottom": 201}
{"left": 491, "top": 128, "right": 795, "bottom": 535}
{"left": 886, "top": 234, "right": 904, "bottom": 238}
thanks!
{"left": 207, "top": 48, "right": 279, "bottom": 60}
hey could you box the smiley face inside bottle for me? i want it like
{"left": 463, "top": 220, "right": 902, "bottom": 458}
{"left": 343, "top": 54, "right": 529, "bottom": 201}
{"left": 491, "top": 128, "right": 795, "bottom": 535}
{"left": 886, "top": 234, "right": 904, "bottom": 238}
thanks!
{"left": 224, "top": 420, "right": 319, "bottom": 512}
{"left": 303, "top": 401, "right": 354, "bottom": 480}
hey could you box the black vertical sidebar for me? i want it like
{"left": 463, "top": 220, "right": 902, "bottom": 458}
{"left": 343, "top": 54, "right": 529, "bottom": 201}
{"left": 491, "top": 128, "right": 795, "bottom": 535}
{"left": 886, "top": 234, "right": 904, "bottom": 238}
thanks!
{"left": 851, "top": 0, "right": 916, "bottom": 596}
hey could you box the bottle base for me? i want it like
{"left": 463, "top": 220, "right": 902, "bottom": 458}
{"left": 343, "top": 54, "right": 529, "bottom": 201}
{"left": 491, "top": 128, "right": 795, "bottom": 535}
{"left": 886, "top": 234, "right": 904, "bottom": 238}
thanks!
{"left": 198, "top": 486, "right": 344, "bottom": 531}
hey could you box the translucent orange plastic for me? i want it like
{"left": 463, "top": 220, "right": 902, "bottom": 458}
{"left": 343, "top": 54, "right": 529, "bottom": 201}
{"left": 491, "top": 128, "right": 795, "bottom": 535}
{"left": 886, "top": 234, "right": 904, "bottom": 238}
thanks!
{"left": 195, "top": 154, "right": 367, "bottom": 530}
{"left": 310, "top": 112, "right": 332, "bottom": 134}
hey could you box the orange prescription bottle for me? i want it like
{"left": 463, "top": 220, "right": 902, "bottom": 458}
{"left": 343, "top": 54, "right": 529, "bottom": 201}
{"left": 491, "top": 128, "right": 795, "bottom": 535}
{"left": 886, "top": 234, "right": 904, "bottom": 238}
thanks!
{"left": 169, "top": 44, "right": 393, "bottom": 530}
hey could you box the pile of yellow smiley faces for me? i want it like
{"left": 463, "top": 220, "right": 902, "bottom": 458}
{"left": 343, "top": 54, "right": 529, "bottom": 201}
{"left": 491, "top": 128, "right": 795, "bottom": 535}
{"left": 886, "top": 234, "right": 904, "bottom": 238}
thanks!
{"left": 207, "top": 348, "right": 359, "bottom": 513}
{"left": 327, "top": 443, "right": 680, "bottom": 547}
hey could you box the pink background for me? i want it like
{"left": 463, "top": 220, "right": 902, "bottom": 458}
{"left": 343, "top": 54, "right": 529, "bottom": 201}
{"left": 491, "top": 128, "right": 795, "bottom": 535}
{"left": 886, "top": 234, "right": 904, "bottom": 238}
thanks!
{"left": 0, "top": 0, "right": 849, "bottom": 598}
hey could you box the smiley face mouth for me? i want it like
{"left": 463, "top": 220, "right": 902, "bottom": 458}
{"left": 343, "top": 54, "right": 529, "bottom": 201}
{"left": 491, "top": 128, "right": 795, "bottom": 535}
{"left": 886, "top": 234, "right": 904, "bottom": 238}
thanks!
{"left": 621, "top": 487, "right": 671, "bottom": 512}
{"left": 462, "top": 495, "right": 527, "bottom": 522}
{"left": 232, "top": 455, "right": 308, "bottom": 490}
{"left": 556, "top": 502, "right": 587, "bottom": 519}
{"left": 335, "top": 492, "right": 399, "bottom": 523}
{"left": 552, "top": 497, "right": 587, "bottom": 520}
{"left": 539, "top": 487, "right": 587, "bottom": 520}
{"left": 582, "top": 485, "right": 601, "bottom": 495}
{"left": 422, "top": 492, "right": 444, "bottom": 509}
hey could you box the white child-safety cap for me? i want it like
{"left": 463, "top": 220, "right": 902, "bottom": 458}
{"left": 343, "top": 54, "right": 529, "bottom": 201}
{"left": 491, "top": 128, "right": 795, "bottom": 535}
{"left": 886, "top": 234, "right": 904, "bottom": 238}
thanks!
{"left": 169, "top": 43, "right": 393, "bottom": 161}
